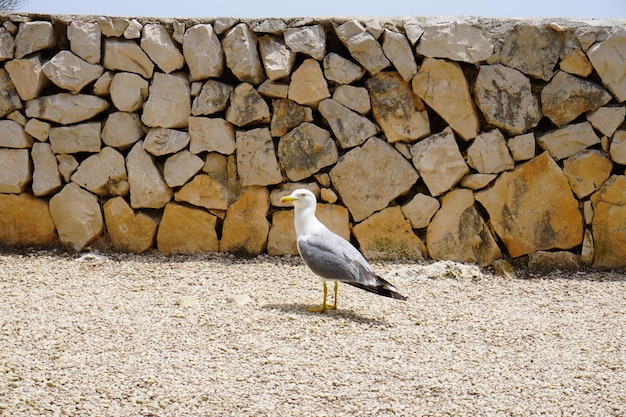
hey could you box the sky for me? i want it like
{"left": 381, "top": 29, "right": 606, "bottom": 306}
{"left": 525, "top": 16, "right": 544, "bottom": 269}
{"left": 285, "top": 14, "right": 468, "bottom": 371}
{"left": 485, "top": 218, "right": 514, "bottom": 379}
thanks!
{"left": 15, "top": 0, "right": 626, "bottom": 19}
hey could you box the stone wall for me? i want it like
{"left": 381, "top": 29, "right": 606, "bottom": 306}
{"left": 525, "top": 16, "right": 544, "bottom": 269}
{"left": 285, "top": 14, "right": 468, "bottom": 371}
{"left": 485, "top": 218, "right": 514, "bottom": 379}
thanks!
{"left": 0, "top": 13, "right": 625, "bottom": 268}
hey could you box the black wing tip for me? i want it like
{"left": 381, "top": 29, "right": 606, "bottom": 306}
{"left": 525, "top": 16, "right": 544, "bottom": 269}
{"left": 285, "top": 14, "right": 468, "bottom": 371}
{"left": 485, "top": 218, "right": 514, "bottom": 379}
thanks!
{"left": 346, "top": 282, "right": 408, "bottom": 301}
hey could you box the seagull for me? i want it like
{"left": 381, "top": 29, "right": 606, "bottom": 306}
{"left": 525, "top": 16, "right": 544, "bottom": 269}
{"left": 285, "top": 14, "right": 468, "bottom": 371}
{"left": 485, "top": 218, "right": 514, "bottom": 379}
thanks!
{"left": 280, "top": 189, "right": 407, "bottom": 312}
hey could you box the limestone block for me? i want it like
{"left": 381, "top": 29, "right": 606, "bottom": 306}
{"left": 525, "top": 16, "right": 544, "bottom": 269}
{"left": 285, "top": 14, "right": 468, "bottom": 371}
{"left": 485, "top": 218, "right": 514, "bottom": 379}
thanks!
{"left": 0, "top": 120, "right": 32, "bottom": 148}
{"left": 403, "top": 17, "right": 424, "bottom": 45}
{"left": 415, "top": 22, "right": 494, "bottom": 64}
{"left": 213, "top": 17, "right": 237, "bottom": 35}
{"left": 183, "top": 24, "right": 224, "bottom": 82}
{"left": 467, "top": 129, "right": 515, "bottom": 174}
{"left": 563, "top": 150, "right": 613, "bottom": 199}
{"left": 157, "top": 203, "right": 218, "bottom": 255}
{"left": 100, "top": 111, "right": 144, "bottom": 150}
{"left": 71, "top": 147, "right": 129, "bottom": 197}
{"left": 476, "top": 152, "right": 583, "bottom": 258}
{"left": 175, "top": 174, "right": 228, "bottom": 210}
{"left": 103, "top": 196, "right": 157, "bottom": 253}
{"left": 0, "top": 69, "right": 21, "bottom": 118}
{"left": 283, "top": 25, "right": 325, "bottom": 60}
{"left": 235, "top": 128, "right": 283, "bottom": 187}
{"left": 537, "top": 122, "right": 600, "bottom": 160}
{"left": 332, "top": 85, "right": 370, "bottom": 115}
{"left": 5, "top": 55, "right": 47, "bottom": 100}
{"left": 15, "top": 21, "right": 55, "bottom": 59}
{"left": 141, "top": 72, "right": 190, "bottom": 128}
{"left": 474, "top": 64, "right": 542, "bottom": 135}
{"left": 591, "top": 175, "right": 626, "bottom": 268}
{"left": 25, "top": 93, "right": 109, "bottom": 125}
{"left": 0, "top": 194, "right": 56, "bottom": 246}
{"left": 580, "top": 229, "right": 594, "bottom": 265}
{"left": 258, "top": 35, "right": 295, "bottom": 81}
{"left": 126, "top": 141, "right": 172, "bottom": 209}
{"left": 93, "top": 71, "right": 113, "bottom": 96}
{"left": 330, "top": 137, "right": 419, "bottom": 222}
{"left": 587, "top": 30, "right": 626, "bottom": 102}
{"left": 191, "top": 80, "right": 233, "bottom": 116}
{"left": 322, "top": 52, "right": 365, "bottom": 84}
{"left": 382, "top": 29, "right": 417, "bottom": 82}
{"left": 124, "top": 19, "right": 142, "bottom": 39}
{"left": 67, "top": 21, "right": 101, "bottom": 64}
{"left": 25, "top": 118, "right": 50, "bottom": 142}
{"left": 427, "top": 189, "right": 500, "bottom": 266}
{"left": 222, "top": 23, "right": 265, "bottom": 85}
{"left": 172, "top": 20, "right": 185, "bottom": 43}
{"left": 49, "top": 122, "right": 101, "bottom": 154}
{"left": 587, "top": 106, "right": 625, "bottom": 137}
{"left": 541, "top": 71, "right": 612, "bottom": 127}
{"left": 98, "top": 17, "right": 129, "bottom": 37}
{"left": 219, "top": 186, "right": 270, "bottom": 255}
{"left": 610, "top": 130, "right": 626, "bottom": 165}
{"left": 411, "top": 127, "right": 469, "bottom": 197}
{"left": 460, "top": 173, "right": 497, "bottom": 190}
{"left": 401, "top": 193, "right": 440, "bottom": 229}
{"left": 0, "top": 27, "right": 14, "bottom": 60}
{"left": 140, "top": 23, "right": 184, "bottom": 74}
{"left": 528, "top": 251, "right": 581, "bottom": 270}
{"left": 225, "top": 82, "right": 270, "bottom": 127}
{"left": 335, "top": 20, "right": 390, "bottom": 75}
{"left": 499, "top": 24, "right": 563, "bottom": 81}
{"left": 49, "top": 183, "right": 103, "bottom": 251}
{"left": 103, "top": 39, "right": 154, "bottom": 79}
{"left": 42, "top": 50, "right": 103, "bottom": 94}
{"left": 143, "top": 128, "right": 190, "bottom": 156}
{"left": 250, "top": 19, "right": 286, "bottom": 34}
{"left": 0, "top": 149, "right": 31, "bottom": 193}
{"left": 270, "top": 98, "right": 313, "bottom": 137}
{"left": 188, "top": 117, "right": 235, "bottom": 155}
{"left": 412, "top": 58, "right": 478, "bottom": 140}
{"left": 110, "top": 72, "right": 149, "bottom": 112}
{"left": 56, "top": 154, "right": 78, "bottom": 182}
{"left": 31, "top": 142, "right": 61, "bottom": 197}
{"left": 559, "top": 47, "right": 593, "bottom": 77}
{"left": 257, "top": 80, "right": 289, "bottom": 99}
{"left": 318, "top": 99, "right": 377, "bottom": 149}
{"left": 353, "top": 206, "right": 426, "bottom": 260}
{"left": 508, "top": 133, "right": 536, "bottom": 161}
{"left": 367, "top": 71, "right": 430, "bottom": 143}
{"left": 320, "top": 188, "right": 338, "bottom": 203}
{"left": 278, "top": 122, "right": 338, "bottom": 181}
{"left": 163, "top": 150, "right": 204, "bottom": 188}
{"left": 288, "top": 58, "right": 330, "bottom": 107}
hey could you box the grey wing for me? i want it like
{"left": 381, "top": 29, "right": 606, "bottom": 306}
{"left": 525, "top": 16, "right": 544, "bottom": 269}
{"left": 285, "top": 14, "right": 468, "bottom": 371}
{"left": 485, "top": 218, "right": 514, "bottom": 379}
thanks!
{"left": 297, "top": 231, "right": 379, "bottom": 286}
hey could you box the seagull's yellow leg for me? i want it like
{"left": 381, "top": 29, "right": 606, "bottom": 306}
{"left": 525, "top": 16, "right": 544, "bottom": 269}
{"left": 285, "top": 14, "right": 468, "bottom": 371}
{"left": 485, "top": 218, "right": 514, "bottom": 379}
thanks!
{"left": 330, "top": 281, "right": 338, "bottom": 310}
{"left": 307, "top": 281, "right": 329, "bottom": 313}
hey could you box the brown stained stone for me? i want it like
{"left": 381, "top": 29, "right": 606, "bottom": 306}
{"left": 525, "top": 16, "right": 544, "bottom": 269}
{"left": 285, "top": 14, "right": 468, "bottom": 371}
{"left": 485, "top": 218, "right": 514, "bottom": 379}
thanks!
{"left": 219, "top": 187, "right": 271, "bottom": 256}
{"left": 590, "top": 175, "right": 626, "bottom": 269}
{"left": 103, "top": 196, "right": 157, "bottom": 253}
{"left": 157, "top": 203, "right": 218, "bottom": 255}
{"left": 0, "top": 193, "right": 56, "bottom": 246}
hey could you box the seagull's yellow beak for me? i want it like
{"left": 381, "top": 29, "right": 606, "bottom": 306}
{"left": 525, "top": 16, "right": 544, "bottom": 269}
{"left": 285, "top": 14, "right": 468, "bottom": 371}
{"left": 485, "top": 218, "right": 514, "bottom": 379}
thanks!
{"left": 280, "top": 195, "right": 297, "bottom": 204}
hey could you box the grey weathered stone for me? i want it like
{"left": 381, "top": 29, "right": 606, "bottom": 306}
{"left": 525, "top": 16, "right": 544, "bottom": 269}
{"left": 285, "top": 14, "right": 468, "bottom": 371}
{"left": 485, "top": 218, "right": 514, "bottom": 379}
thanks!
{"left": 537, "top": 122, "right": 600, "bottom": 160}
{"left": 591, "top": 175, "right": 626, "bottom": 268}
{"left": 270, "top": 98, "right": 313, "bottom": 137}
{"left": 283, "top": 25, "right": 325, "bottom": 60}
{"left": 587, "top": 29, "right": 626, "bottom": 102}
{"left": 322, "top": 52, "right": 365, "bottom": 84}
{"left": 15, "top": 21, "right": 56, "bottom": 59}
{"left": 587, "top": 106, "right": 626, "bottom": 137}
{"left": 4, "top": 55, "right": 47, "bottom": 101}
{"left": 188, "top": 117, "right": 235, "bottom": 155}
{"left": 163, "top": 150, "right": 204, "bottom": 187}
{"left": 222, "top": 23, "right": 265, "bottom": 85}
{"left": 288, "top": 58, "right": 330, "bottom": 107}
{"left": 257, "top": 80, "right": 289, "bottom": 99}
{"left": 235, "top": 128, "right": 283, "bottom": 187}
{"left": 403, "top": 17, "right": 424, "bottom": 45}
{"left": 562, "top": 150, "right": 613, "bottom": 199}
{"left": 581, "top": 229, "right": 594, "bottom": 265}
{"left": 0, "top": 120, "right": 32, "bottom": 148}
{"left": 141, "top": 72, "right": 190, "bottom": 128}
{"left": 467, "top": 129, "right": 515, "bottom": 174}
{"left": 225, "top": 82, "right": 270, "bottom": 127}
{"left": 49, "top": 183, "right": 103, "bottom": 251}
{"left": 318, "top": 99, "right": 377, "bottom": 149}
{"left": 0, "top": 27, "right": 15, "bottom": 61}
{"left": 126, "top": 141, "right": 172, "bottom": 209}
{"left": 528, "top": 251, "right": 581, "bottom": 270}
{"left": 49, "top": 122, "right": 101, "bottom": 154}
{"left": 71, "top": 147, "right": 129, "bottom": 197}
{"left": 412, "top": 57, "right": 479, "bottom": 140}
{"left": 250, "top": 19, "right": 287, "bottom": 34}
{"left": 401, "top": 193, "right": 440, "bottom": 229}
{"left": 42, "top": 50, "right": 103, "bottom": 94}
{"left": 101, "top": 111, "right": 144, "bottom": 150}
{"left": 476, "top": 152, "right": 583, "bottom": 258}
{"left": 123, "top": 19, "right": 142, "bottom": 39}
{"left": 143, "top": 128, "right": 190, "bottom": 156}
{"left": 140, "top": 23, "right": 184, "bottom": 74}
{"left": 474, "top": 64, "right": 542, "bottom": 135}
{"left": 191, "top": 80, "right": 233, "bottom": 116}
{"left": 500, "top": 24, "right": 564, "bottom": 81}
{"left": 411, "top": 127, "right": 469, "bottom": 197}
{"left": 416, "top": 21, "right": 494, "bottom": 64}
{"left": 98, "top": 17, "right": 129, "bottom": 37}
{"left": 330, "top": 137, "right": 419, "bottom": 222}
{"left": 183, "top": 24, "right": 224, "bottom": 82}
{"left": 278, "top": 122, "right": 338, "bottom": 182}
{"left": 56, "top": 154, "right": 78, "bottom": 182}
{"left": 335, "top": 20, "right": 390, "bottom": 75}
{"left": 258, "top": 35, "right": 295, "bottom": 81}
{"left": 541, "top": 71, "right": 612, "bottom": 127}
{"left": 0, "top": 149, "right": 31, "bottom": 193}
{"left": 381, "top": 29, "right": 417, "bottom": 82}
{"left": 25, "top": 94, "right": 109, "bottom": 125}
{"left": 103, "top": 39, "right": 154, "bottom": 79}
{"left": 93, "top": 71, "right": 113, "bottom": 96}
{"left": 67, "top": 21, "right": 101, "bottom": 64}
{"left": 332, "top": 85, "right": 370, "bottom": 115}
{"left": 31, "top": 142, "right": 61, "bottom": 196}
{"left": 0, "top": 69, "right": 21, "bottom": 117}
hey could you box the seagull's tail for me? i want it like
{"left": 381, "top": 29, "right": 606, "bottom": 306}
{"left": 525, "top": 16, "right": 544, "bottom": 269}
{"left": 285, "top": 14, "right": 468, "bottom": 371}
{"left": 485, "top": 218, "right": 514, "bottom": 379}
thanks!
{"left": 346, "top": 276, "right": 408, "bottom": 301}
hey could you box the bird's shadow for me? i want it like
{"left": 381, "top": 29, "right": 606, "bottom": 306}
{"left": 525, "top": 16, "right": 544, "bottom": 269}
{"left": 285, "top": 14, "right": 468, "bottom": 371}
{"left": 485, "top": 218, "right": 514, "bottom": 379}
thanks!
{"left": 262, "top": 302, "right": 391, "bottom": 327}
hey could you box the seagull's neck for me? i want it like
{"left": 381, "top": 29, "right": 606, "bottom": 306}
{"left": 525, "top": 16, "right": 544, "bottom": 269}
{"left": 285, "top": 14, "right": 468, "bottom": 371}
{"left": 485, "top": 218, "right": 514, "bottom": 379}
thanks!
{"left": 294, "top": 205, "right": 324, "bottom": 237}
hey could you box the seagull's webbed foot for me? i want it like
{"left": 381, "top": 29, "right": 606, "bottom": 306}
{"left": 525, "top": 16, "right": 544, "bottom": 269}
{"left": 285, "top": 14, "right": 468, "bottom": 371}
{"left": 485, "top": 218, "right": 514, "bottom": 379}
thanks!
{"left": 307, "top": 282, "right": 338, "bottom": 313}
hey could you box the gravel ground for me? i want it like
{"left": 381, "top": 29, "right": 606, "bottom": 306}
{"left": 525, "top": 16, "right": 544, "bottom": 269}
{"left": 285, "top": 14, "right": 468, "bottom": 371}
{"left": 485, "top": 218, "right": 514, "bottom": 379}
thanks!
{"left": 0, "top": 249, "right": 624, "bottom": 417}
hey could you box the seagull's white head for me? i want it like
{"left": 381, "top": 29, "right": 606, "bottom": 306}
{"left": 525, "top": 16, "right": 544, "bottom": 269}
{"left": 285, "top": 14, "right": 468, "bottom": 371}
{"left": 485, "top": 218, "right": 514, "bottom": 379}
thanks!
{"left": 279, "top": 189, "right": 317, "bottom": 210}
